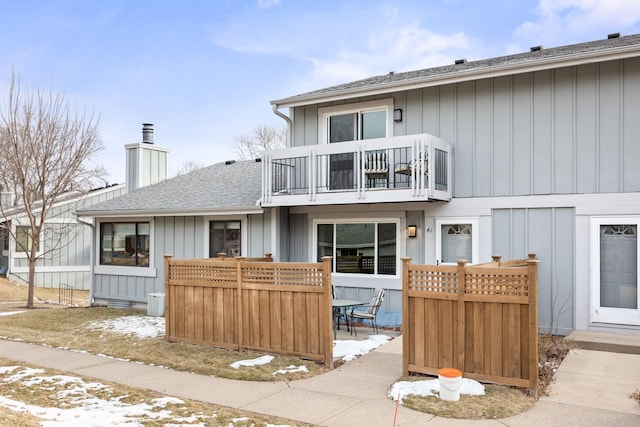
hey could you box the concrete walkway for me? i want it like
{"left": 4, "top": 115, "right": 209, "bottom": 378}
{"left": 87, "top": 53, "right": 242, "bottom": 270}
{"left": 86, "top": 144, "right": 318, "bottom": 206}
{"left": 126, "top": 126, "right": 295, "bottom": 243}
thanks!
{"left": 0, "top": 336, "right": 638, "bottom": 426}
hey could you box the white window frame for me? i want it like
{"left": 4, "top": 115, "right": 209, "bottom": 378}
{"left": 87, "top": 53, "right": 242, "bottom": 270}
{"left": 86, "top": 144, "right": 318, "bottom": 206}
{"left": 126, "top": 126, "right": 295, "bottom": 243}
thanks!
{"left": 318, "top": 98, "right": 394, "bottom": 145}
{"left": 94, "top": 218, "right": 155, "bottom": 277}
{"left": 312, "top": 217, "right": 401, "bottom": 278}
{"left": 203, "top": 215, "right": 248, "bottom": 258}
{"left": 435, "top": 218, "right": 479, "bottom": 265}
{"left": 590, "top": 217, "right": 640, "bottom": 326}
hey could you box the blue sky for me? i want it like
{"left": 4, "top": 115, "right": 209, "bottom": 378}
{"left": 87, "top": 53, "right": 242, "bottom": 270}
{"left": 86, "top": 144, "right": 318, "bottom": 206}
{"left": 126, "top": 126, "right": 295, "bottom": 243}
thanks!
{"left": 2, "top": 0, "right": 640, "bottom": 184}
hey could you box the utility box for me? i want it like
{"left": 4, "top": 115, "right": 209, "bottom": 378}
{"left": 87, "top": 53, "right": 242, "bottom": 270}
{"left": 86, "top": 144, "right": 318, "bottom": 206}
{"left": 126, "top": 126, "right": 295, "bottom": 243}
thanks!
{"left": 147, "top": 293, "right": 165, "bottom": 317}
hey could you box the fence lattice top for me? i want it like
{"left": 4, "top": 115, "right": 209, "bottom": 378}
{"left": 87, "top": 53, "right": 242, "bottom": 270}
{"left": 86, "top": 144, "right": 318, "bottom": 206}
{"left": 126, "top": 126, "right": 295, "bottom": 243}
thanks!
{"left": 465, "top": 269, "right": 530, "bottom": 297}
{"left": 407, "top": 265, "right": 458, "bottom": 293}
{"left": 242, "top": 262, "right": 325, "bottom": 287}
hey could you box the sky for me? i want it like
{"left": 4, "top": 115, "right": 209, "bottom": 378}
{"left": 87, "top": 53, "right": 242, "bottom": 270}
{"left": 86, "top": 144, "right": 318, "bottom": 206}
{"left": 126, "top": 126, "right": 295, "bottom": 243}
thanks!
{"left": 2, "top": 0, "right": 640, "bottom": 184}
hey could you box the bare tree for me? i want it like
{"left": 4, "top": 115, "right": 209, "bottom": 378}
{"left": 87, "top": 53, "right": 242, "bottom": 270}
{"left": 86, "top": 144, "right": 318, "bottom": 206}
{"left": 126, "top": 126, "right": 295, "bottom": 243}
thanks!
{"left": 0, "top": 73, "right": 105, "bottom": 308}
{"left": 174, "top": 160, "right": 205, "bottom": 176}
{"left": 234, "top": 124, "right": 286, "bottom": 160}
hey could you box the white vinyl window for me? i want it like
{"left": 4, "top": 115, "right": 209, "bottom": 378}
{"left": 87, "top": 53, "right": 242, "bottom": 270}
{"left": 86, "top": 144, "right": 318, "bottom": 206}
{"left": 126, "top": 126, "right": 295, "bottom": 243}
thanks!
{"left": 436, "top": 218, "right": 479, "bottom": 265}
{"left": 319, "top": 99, "right": 393, "bottom": 145}
{"left": 316, "top": 220, "right": 398, "bottom": 276}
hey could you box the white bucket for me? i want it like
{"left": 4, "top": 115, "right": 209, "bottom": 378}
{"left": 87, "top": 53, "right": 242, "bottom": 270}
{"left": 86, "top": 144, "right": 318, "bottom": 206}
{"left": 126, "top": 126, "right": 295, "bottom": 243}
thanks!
{"left": 438, "top": 368, "right": 462, "bottom": 401}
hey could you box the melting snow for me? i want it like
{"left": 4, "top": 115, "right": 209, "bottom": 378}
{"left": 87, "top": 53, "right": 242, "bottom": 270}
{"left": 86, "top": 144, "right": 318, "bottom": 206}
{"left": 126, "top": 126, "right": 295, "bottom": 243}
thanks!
{"left": 389, "top": 378, "right": 485, "bottom": 403}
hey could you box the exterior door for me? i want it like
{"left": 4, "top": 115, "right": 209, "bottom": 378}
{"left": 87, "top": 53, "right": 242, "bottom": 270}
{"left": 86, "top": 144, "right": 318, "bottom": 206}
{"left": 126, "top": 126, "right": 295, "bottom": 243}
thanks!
{"left": 591, "top": 218, "right": 640, "bottom": 325}
{"left": 435, "top": 218, "right": 479, "bottom": 265}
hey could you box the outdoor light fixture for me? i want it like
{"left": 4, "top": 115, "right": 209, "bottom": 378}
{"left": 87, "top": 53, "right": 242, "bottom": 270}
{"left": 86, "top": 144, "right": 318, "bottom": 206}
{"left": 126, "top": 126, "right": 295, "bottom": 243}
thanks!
{"left": 393, "top": 108, "right": 403, "bottom": 122}
{"left": 407, "top": 225, "right": 417, "bottom": 238}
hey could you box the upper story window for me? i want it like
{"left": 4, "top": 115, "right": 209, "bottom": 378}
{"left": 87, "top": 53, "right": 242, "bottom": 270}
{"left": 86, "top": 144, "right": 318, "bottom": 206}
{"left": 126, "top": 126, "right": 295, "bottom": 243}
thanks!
{"left": 100, "top": 222, "right": 150, "bottom": 267}
{"left": 320, "top": 99, "right": 394, "bottom": 144}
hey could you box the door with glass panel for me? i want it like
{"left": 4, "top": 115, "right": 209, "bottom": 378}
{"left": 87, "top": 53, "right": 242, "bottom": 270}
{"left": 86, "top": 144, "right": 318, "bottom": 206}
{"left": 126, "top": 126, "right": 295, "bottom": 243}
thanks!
{"left": 592, "top": 219, "right": 640, "bottom": 325}
{"left": 327, "top": 110, "right": 386, "bottom": 190}
{"left": 435, "top": 219, "right": 478, "bottom": 265}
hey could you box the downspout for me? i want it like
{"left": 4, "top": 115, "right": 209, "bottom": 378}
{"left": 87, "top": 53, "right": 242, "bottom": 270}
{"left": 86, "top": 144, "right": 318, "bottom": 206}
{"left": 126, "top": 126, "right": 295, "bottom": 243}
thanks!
{"left": 75, "top": 216, "right": 95, "bottom": 307}
{"left": 272, "top": 104, "right": 292, "bottom": 145}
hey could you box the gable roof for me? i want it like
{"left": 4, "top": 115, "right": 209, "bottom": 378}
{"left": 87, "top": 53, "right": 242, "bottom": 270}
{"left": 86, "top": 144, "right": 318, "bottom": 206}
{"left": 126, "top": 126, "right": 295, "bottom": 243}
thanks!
{"left": 273, "top": 33, "right": 640, "bottom": 108}
{"left": 76, "top": 160, "right": 263, "bottom": 217}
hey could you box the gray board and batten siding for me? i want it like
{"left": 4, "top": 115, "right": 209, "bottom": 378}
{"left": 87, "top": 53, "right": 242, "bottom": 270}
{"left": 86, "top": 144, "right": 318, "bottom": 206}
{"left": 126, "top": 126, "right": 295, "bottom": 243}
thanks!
{"left": 291, "top": 57, "right": 640, "bottom": 199}
{"left": 282, "top": 49, "right": 640, "bottom": 332}
{"left": 9, "top": 185, "right": 126, "bottom": 290}
{"left": 92, "top": 212, "right": 272, "bottom": 306}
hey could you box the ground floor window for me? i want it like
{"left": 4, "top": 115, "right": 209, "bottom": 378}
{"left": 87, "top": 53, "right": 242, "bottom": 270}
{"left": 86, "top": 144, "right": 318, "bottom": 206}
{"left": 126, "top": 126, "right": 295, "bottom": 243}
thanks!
{"left": 209, "top": 220, "right": 241, "bottom": 257}
{"left": 100, "top": 222, "right": 150, "bottom": 267}
{"left": 15, "top": 225, "right": 39, "bottom": 252}
{"left": 317, "top": 221, "right": 397, "bottom": 275}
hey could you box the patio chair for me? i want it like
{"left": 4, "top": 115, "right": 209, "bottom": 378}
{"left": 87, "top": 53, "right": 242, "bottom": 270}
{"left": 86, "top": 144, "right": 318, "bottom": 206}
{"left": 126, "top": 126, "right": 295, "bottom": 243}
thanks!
{"left": 349, "top": 288, "right": 385, "bottom": 335}
{"left": 332, "top": 285, "right": 346, "bottom": 331}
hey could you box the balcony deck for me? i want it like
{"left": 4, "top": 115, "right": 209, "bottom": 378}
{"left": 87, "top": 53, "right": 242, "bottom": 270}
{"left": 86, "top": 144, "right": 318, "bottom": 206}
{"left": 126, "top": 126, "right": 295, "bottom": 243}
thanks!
{"left": 261, "top": 133, "right": 452, "bottom": 207}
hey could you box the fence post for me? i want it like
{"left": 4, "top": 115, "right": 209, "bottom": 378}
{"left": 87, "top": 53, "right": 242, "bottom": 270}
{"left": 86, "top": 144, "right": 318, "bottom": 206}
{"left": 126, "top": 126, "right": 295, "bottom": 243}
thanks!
{"left": 322, "top": 256, "right": 333, "bottom": 368}
{"left": 527, "top": 255, "right": 539, "bottom": 398}
{"left": 401, "top": 257, "right": 411, "bottom": 376}
{"left": 164, "top": 255, "right": 172, "bottom": 343}
{"left": 236, "top": 257, "right": 244, "bottom": 352}
{"left": 456, "top": 259, "right": 467, "bottom": 371}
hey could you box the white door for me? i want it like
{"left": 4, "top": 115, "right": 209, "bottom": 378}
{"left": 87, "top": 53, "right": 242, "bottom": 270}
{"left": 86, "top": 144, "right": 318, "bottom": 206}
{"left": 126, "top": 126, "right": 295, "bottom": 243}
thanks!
{"left": 435, "top": 218, "right": 478, "bottom": 265}
{"left": 591, "top": 218, "right": 640, "bottom": 325}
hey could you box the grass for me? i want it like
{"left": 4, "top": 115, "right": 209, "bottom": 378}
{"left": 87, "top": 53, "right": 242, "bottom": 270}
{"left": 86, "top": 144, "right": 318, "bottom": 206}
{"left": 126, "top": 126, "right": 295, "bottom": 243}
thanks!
{"left": 0, "top": 357, "right": 318, "bottom": 427}
{"left": 393, "top": 334, "right": 570, "bottom": 420}
{"left": 0, "top": 277, "right": 571, "bottom": 421}
{"left": 401, "top": 383, "right": 535, "bottom": 419}
{"left": 0, "top": 306, "right": 327, "bottom": 382}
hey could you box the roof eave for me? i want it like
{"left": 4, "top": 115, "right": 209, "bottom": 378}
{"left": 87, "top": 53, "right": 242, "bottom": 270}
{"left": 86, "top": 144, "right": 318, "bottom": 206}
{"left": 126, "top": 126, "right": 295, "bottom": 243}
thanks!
{"left": 76, "top": 206, "right": 264, "bottom": 218}
{"left": 272, "top": 44, "right": 640, "bottom": 108}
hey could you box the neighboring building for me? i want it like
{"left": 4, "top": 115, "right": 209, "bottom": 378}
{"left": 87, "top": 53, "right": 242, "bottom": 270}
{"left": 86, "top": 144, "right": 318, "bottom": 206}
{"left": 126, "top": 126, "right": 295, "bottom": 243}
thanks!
{"left": 79, "top": 34, "right": 640, "bottom": 336}
{"left": 0, "top": 123, "right": 168, "bottom": 292}
{"left": 0, "top": 183, "right": 126, "bottom": 291}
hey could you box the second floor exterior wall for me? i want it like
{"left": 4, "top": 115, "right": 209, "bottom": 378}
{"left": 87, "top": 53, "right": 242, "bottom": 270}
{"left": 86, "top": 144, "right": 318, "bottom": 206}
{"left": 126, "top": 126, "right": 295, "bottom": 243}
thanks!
{"left": 287, "top": 56, "right": 640, "bottom": 199}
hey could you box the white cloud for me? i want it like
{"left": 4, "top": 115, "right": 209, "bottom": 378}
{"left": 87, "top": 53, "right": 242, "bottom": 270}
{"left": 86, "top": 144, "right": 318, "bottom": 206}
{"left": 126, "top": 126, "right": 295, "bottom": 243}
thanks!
{"left": 301, "top": 26, "right": 469, "bottom": 90}
{"left": 258, "top": 0, "right": 281, "bottom": 9}
{"left": 515, "top": 0, "right": 640, "bottom": 43}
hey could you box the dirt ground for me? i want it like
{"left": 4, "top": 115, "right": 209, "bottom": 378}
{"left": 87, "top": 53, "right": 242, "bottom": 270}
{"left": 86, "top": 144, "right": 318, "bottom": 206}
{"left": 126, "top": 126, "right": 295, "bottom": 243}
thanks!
{"left": 0, "top": 276, "right": 90, "bottom": 312}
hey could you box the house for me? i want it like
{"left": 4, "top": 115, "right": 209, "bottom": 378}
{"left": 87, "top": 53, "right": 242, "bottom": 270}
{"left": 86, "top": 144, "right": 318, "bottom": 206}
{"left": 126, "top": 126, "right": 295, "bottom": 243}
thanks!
{"left": 79, "top": 33, "right": 640, "bottom": 336}
{"left": 76, "top": 125, "right": 269, "bottom": 308}
{"left": 262, "top": 32, "right": 640, "bottom": 335}
{"left": 0, "top": 124, "right": 174, "bottom": 292}
{"left": 0, "top": 180, "right": 126, "bottom": 291}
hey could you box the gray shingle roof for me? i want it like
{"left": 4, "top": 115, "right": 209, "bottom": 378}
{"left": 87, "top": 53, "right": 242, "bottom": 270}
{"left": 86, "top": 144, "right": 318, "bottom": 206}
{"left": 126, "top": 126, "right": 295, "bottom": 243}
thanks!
{"left": 77, "top": 160, "right": 263, "bottom": 216}
{"left": 273, "top": 33, "right": 640, "bottom": 107}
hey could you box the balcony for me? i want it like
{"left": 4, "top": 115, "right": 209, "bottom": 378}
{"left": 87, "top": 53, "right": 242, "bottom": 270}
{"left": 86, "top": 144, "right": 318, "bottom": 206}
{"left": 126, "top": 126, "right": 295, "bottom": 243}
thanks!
{"left": 260, "top": 133, "right": 452, "bottom": 207}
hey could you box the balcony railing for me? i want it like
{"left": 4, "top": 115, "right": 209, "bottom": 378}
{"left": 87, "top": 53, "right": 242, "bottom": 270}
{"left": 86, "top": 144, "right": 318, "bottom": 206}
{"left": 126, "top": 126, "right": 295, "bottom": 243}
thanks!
{"left": 261, "top": 133, "right": 452, "bottom": 206}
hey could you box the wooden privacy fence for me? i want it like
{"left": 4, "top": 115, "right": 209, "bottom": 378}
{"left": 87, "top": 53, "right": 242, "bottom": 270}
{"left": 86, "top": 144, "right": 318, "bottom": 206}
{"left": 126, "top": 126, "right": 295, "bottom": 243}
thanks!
{"left": 164, "top": 255, "right": 334, "bottom": 367}
{"left": 402, "top": 254, "right": 539, "bottom": 396}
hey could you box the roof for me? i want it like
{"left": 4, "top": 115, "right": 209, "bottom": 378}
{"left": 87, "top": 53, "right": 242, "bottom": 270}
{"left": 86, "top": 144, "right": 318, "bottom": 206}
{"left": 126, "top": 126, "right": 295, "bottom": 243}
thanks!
{"left": 76, "top": 160, "right": 264, "bottom": 217}
{"left": 272, "top": 33, "right": 640, "bottom": 108}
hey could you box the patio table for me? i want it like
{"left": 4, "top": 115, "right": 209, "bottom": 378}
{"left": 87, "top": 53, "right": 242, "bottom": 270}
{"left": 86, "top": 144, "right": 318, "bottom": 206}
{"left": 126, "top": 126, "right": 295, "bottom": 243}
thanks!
{"left": 332, "top": 299, "right": 365, "bottom": 339}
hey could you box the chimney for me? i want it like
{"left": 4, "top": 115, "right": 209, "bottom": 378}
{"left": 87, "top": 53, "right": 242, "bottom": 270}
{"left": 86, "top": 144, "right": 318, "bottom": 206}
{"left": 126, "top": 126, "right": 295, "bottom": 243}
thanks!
{"left": 142, "top": 123, "right": 154, "bottom": 144}
{"left": 125, "top": 123, "right": 169, "bottom": 193}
